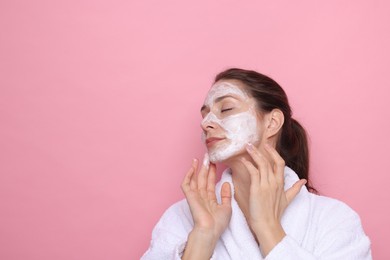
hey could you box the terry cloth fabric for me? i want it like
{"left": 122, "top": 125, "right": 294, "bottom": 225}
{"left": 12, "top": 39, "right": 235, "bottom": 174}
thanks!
{"left": 141, "top": 167, "right": 372, "bottom": 259}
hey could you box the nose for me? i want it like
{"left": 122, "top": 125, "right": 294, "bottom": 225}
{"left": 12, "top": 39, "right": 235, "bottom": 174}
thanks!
{"left": 200, "top": 112, "right": 219, "bottom": 131}
{"left": 201, "top": 121, "right": 215, "bottom": 131}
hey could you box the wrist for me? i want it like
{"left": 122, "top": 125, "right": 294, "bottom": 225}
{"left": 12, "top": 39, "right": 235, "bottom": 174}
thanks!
{"left": 190, "top": 227, "right": 218, "bottom": 245}
{"left": 253, "top": 221, "right": 286, "bottom": 257}
{"left": 182, "top": 229, "right": 218, "bottom": 260}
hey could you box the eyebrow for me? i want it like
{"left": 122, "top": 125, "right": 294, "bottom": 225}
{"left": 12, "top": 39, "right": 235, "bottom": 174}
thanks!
{"left": 200, "top": 95, "right": 237, "bottom": 113}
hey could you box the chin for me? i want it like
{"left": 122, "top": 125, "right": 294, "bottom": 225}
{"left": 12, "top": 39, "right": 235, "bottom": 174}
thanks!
{"left": 208, "top": 147, "right": 246, "bottom": 164}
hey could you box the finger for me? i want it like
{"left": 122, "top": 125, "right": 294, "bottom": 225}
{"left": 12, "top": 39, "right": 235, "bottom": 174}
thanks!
{"left": 190, "top": 158, "right": 199, "bottom": 190}
{"left": 266, "top": 154, "right": 277, "bottom": 184}
{"left": 206, "top": 163, "right": 217, "bottom": 196}
{"left": 241, "top": 157, "right": 260, "bottom": 187}
{"left": 264, "top": 143, "right": 285, "bottom": 185}
{"left": 197, "top": 153, "right": 210, "bottom": 190}
{"left": 285, "top": 179, "right": 307, "bottom": 204}
{"left": 207, "top": 164, "right": 219, "bottom": 203}
{"left": 220, "top": 182, "right": 232, "bottom": 206}
{"left": 182, "top": 159, "right": 197, "bottom": 192}
{"left": 246, "top": 143, "right": 270, "bottom": 185}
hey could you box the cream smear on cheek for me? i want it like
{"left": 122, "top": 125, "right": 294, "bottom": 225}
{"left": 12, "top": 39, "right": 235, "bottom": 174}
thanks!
{"left": 201, "top": 82, "right": 260, "bottom": 163}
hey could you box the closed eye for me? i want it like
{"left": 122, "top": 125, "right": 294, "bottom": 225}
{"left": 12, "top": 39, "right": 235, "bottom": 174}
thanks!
{"left": 221, "top": 108, "right": 233, "bottom": 113}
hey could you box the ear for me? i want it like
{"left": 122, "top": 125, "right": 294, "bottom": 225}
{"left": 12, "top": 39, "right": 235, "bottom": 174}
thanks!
{"left": 264, "top": 109, "right": 284, "bottom": 138}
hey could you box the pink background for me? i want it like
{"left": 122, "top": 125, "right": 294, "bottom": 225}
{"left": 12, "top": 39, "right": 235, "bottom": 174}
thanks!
{"left": 1, "top": 1, "right": 389, "bottom": 259}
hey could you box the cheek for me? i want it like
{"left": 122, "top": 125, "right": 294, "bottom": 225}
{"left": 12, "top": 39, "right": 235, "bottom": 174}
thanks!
{"left": 221, "top": 112, "right": 259, "bottom": 141}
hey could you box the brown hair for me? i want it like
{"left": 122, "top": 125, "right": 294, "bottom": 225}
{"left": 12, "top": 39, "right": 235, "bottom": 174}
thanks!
{"left": 215, "top": 68, "right": 316, "bottom": 193}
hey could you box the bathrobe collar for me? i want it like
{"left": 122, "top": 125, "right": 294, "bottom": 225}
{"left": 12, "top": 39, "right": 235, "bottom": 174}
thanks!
{"left": 215, "top": 166, "right": 311, "bottom": 259}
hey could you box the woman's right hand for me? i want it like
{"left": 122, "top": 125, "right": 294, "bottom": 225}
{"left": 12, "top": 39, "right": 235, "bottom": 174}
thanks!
{"left": 181, "top": 154, "right": 232, "bottom": 259}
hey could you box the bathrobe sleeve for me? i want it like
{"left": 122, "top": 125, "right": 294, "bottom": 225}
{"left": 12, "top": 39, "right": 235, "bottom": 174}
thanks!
{"left": 141, "top": 199, "right": 219, "bottom": 260}
{"left": 265, "top": 198, "right": 372, "bottom": 260}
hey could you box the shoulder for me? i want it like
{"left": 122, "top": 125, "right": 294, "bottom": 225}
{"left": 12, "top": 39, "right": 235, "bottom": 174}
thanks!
{"left": 302, "top": 193, "right": 372, "bottom": 258}
{"left": 151, "top": 199, "right": 193, "bottom": 238}
{"left": 308, "top": 193, "right": 367, "bottom": 236}
{"left": 142, "top": 199, "right": 193, "bottom": 259}
{"left": 160, "top": 199, "right": 192, "bottom": 222}
{"left": 310, "top": 193, "right": 361, "bottom": 220}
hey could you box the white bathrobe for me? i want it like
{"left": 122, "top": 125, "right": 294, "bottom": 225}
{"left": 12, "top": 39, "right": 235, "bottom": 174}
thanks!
{"left": 142, "top": 167, "right": 372, "bottom": 259}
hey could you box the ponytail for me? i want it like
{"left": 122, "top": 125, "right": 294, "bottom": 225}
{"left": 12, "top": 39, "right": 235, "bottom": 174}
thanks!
{"left": 278, "top": 118, "right": 316, "bottom": 193}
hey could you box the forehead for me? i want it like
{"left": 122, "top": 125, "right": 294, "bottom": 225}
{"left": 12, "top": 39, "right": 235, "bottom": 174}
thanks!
{"left": 204, "top": 80, "right": 248, "bottom": 106}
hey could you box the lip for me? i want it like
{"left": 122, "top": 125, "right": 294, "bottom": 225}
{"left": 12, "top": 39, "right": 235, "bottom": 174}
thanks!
{"left": 206, "top": 137, "right": 225, "bottom": 147}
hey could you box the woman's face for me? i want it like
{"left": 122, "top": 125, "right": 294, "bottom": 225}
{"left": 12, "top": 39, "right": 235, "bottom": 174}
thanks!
{"left": 200, "top": 79, "right": 263, "bottom": 163}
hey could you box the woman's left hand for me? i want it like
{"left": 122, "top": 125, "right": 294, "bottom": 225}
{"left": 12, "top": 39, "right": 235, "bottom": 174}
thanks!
{"left": 241, "top": 142, "right": 307, "bottom": 256}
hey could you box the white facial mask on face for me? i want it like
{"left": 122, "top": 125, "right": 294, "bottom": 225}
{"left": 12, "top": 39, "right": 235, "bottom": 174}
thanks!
{"left": 201, "top": 82, "right": 260, "bottom": 162}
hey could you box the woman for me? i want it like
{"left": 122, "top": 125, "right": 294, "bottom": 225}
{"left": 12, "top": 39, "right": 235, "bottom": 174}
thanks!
{"left": 142, "top": 68, "right": 372, "bottom": 259}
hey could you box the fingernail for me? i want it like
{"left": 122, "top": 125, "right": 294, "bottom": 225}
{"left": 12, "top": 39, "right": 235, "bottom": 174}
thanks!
{"left": 246, "top": 143, "right": 254, "bottom": 152}
{"left": 203, "top": 153, "right": 210, "bottom": 168}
